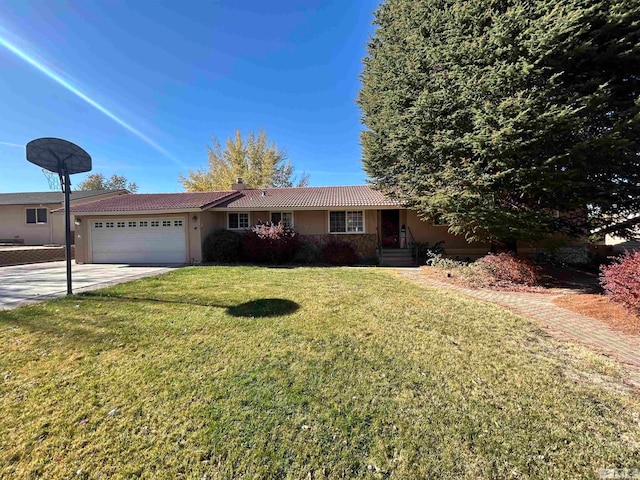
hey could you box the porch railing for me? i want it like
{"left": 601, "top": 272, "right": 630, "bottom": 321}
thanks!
{"left": 405, "top": 224, "right": 417, "bottom": 250}
{"left": 406, "top": 225, "right": 418, "bottom": 264}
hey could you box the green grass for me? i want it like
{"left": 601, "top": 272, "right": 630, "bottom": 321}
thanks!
{"left": 1, "top": 267, "right": 639, "bottom": 479}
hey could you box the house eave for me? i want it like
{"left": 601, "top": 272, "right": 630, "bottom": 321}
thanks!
{"left": 70, "top": 208, "right": 203, "bottom": 216}
{"left": 206, "top": 205, "right": 403, "bottom": 212}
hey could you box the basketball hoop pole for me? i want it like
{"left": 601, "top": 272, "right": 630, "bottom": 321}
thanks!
{"left": 62, "top": 169, "right": 72, "bottom": 295}
{"left": 56, "top": 161, "right": 73, "bottom": 295}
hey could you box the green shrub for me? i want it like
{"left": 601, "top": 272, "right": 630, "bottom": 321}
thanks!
{"left": 412, "top": 241, "right": 445, "bottom": 265}
{"left": 291, "top": 240, "right": 322, "bottom": 264}
{"left": 202, "top": 229, "right": 243, "bottom": 263}
{"left": 426, "top": 254, "right": 465, "bottom": 269}
{"left": 322, "top": 239, "right": 360, "bottom": 265}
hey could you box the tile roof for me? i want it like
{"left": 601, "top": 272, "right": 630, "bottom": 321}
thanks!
{"left": 217, "top": 186, "right": 402, "bottom": 209}
{"left": 64, "top": 186, "right": 402, "bottom": 214}
{"left": 0, "top": 190, "right": 124, "bottom": 206}
{"left": 66, "top": 191, "right": 238, "bottom": 213}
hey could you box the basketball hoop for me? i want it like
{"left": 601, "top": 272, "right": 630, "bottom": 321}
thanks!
{"left": 42, "top": 168, "right": 60, "bottom": 190}
{"left": 26, "top": 138, "right": 92, "bottom": 295}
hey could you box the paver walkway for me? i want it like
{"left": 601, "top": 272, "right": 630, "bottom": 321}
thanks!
{"left": 396, "top": 268, "right": 640, "bottom": 381}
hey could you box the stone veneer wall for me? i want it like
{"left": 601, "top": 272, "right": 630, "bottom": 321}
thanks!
{"left": 301, "top": 234, "right": 378, "bottom": 259}
{"left": 0, "top": 246, "right": 75, "bottom": 267}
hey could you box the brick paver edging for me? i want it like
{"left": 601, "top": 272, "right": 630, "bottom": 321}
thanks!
{"left": 0, "top": 246, "right": 75, "bottom": 267}
{"left": 395, "top": 268, "right": 640, "bottom": 375}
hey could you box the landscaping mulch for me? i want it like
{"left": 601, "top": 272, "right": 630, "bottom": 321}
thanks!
{"left": 422, "top": 263, "right": 640, "bottom": 336}
{"left": 554, "top": 294, "right": 640, "bottom": 336}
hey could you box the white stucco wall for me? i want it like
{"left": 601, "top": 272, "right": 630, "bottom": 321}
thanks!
{"left": 0, "top": 205, "right": 56, "bottom": 245}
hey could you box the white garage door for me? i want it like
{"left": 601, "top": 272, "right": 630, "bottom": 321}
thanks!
{"left": 90, "top": 218, "right": 186, "bottom": 264}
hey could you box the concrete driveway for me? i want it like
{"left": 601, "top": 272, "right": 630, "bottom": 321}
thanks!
{"left": 0, "top": 261, "right": 177, "bottom": 310}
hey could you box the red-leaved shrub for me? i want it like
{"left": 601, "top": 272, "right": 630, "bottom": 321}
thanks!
{"left": 322, "top": 239, "right": 360, "bottom": 265}
{"left": 242, "top": 221, "right": 298, "bottom": 264}
{"left": 600, "top": 251, "right": 640, "bottom": 316}
{"left": 476, "top": 252, "right": 542, "bottom": 287}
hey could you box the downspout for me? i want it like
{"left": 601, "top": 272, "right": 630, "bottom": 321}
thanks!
{"left": 48, "top": 205, "right": 53, "bottom": 244}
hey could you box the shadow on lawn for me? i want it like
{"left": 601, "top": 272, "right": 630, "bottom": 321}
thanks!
{"left": 227, "top": 299, "right": 299, "bottom": 318}
{"left": 81, "top": 292, "right": 300, "bottom": 318}
{"left": 81, "top": 291, "right": 228, "bottom": 308}
{"left": 0, "top": 295, "right": 300, "bottom": 348}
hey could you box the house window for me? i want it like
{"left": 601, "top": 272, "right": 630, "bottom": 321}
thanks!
{"left": 106, "top": 222, "right": 114, "bottom": 228}
{"left": 139, "top": 221, "right": 148, "bottom": 227}
{"left": 228, "top": 213, "right": 249, "bottom": 229}
{"left": 128, "top": 221, "right": 137, "bottom": 228}
{"left": 162, "top": 220, "right": 171, "bottom": 227}
{"left": 270, "top": 212, "right": 293, "bottom": 227}
{"left": 174, "top": 220, "right": 183, "bottom": 227}
{"left": 94, "top": 222, "right": 103, "bottom": 228}
{"left": 26, "top": 208, "right": 47, "bottom": 225}
{"left": 329, "top": 211, "right": 364, "bottom": 233}
{"left": 151, "top": 221, "right": 160, "bottom": 227}
{"left": 117, "top": 221, "right": 125, "bottom": 228}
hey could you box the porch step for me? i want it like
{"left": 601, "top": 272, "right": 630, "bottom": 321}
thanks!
{"left": 380, "top": 248, "right": 415, "bottom": 267}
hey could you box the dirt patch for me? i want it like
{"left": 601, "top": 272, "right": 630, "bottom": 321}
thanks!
{"left": 554, "top": 294, "right": 640, "bottom": 336}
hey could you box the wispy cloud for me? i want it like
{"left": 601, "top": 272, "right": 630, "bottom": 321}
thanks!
{"left": 0, "top": 32, "right": 188, "bottom": 169}
{"left": 0, "top": 141, "right": 23, "bottom": 148}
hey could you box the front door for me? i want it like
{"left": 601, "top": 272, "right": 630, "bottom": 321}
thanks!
{"left": 381, "top": 210, "right": 400, "bottom": 248}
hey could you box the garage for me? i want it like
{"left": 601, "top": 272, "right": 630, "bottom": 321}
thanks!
{"left": 90, "top": 217, "right": 186, "bottom": 264}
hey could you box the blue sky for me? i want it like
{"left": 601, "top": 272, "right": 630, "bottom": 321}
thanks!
{"left": 0, "top": 0, "right": 380, "bottom": 193}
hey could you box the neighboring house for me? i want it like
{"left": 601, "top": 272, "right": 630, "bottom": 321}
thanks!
{"left": 0, "top": 190, "right": 129, "bottom": 245}
{"left": 594, "top": 214, "right": 640, "bottom": 253}
{"left": 605, "top": 229, "right": 640, "bottom": 253}
{"left": 68, "top": 181, "right": 492, "bottom": 265}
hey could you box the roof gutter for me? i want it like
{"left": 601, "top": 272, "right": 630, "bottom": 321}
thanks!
{"left": 67, "top": 208, "right": 204, "bottom": 216}
{"left": 205, "top": 205, "right": 403, "bottom": 211}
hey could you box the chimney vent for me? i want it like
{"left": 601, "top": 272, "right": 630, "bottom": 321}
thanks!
{"left": 231, "top": 177, "right": 248, "bottom": 190}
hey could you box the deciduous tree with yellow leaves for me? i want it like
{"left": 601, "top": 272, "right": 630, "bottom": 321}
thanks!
{"left": 180, "top": 130, "right": 309, "bottom": 191}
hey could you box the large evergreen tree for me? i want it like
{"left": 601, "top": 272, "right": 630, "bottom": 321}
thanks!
{"left": 359, "top": 0, "right": 640, "bottom": 245}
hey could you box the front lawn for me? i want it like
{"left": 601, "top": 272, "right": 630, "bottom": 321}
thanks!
{"left": 1, "top": 267, "right": 639, "bottom": 478}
